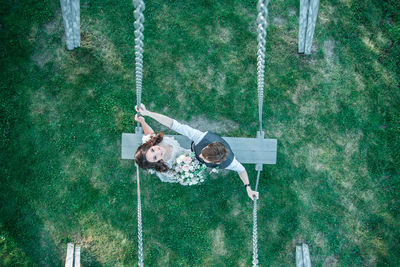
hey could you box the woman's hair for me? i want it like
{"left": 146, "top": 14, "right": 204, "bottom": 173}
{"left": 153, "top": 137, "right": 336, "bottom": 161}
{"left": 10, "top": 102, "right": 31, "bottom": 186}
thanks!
{"left": 134, "top": 132, "right": 169, "bottom": 172}
{"left": 202, "top": 142, "right": 229, "bottom": 164}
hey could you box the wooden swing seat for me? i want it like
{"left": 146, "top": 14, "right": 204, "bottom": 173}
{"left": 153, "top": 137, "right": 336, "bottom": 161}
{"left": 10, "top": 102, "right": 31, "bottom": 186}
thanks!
{"left": 121, "top": 133, "right": 277, "bottom": 165}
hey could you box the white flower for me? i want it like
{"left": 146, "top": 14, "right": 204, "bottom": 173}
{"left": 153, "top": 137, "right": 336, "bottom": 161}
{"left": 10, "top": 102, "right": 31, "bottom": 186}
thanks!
{"left": 183, "top": 156, "right": 192, "bottom": 164}
{"left": 189, "top": 173, "right": 194, "bottom": 178}
{"left": 182, "top": 164, "right": 190, "bottom": 172}
{"left": 148, "top": 169, "right": 155, "bottom": 174}
{"left": 211, "top": 168, "right": 218, "bottom": 173}
{"left": 142, "top": 134, "right": 154, "bottom": 143}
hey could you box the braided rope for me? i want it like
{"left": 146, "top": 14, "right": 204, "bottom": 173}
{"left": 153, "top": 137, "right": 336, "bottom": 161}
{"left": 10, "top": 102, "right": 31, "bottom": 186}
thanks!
{"left": 136, "top": 165, "right": 144, "bottom": 267}
{"left": 253, "top": 1, "right": 269, "bottom": 266}
{"left": 133, "top": 0, "right": 145, "bottom": 111}
{"left": 252, "top": 170, "right": 262, "bottom": 266}
{"left": 133, "top": 1, "right": 145, "bottom": 266}
{"left": 256, "top": 0, "right": 269, "bottom": 133}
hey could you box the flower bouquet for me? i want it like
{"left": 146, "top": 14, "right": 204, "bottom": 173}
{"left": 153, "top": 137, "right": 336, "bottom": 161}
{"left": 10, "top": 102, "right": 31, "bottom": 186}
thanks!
{"left": 172, "top": 152, "right": 207, "bottom": 186}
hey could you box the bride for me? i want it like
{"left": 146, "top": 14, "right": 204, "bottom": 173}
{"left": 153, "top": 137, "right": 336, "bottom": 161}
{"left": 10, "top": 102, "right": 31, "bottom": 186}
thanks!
{"left": 134, "top": 104, "right": 259, "bottom": 200}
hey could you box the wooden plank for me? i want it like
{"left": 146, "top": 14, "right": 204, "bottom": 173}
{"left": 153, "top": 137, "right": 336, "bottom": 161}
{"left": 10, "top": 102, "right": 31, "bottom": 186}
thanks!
{"left": 60, "top": 0, "right": 80, "bottom": 50}
{"left": 121, "top": 133, "right": 277, "bottom": 164}
{"left": 298, "top": 0, "right": 309, "bottom": 53}
{"left": 296, "top": 245, "right": 304, "bottom": 267}
{"left": 304, "top": 0, "right": 320, "bottom": 55}
{"left": 65, "top": 243, "right": 74, "bottom": 267}
{"left": 302, "top": 243, "right": 311, "bottom": 267}
{"left": 74, "top": 245, "right": 81, "bottom": 267}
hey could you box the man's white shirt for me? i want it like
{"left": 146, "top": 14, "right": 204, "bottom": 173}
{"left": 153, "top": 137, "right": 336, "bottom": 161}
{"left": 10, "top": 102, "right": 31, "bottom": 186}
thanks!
{"left": 171, "top": 119, "right": 245, "bottom": 173}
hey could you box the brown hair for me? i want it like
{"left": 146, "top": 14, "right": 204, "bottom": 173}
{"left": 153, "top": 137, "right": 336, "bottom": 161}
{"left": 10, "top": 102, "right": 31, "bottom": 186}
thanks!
{"left": 202, "top": 142, "right": 229, "bottom": 164}
{"left": 134, "top": 132, "right": 169, "bottom": 172}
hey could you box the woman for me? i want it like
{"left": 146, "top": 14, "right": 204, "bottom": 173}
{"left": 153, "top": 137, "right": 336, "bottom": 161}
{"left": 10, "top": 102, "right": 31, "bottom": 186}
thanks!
{"left": 134, "top": 104, "right": 259, "bottom": 200}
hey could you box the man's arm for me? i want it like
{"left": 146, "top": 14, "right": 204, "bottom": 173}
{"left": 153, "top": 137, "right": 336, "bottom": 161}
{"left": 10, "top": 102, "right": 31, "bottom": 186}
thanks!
{"left": 146, "top": 111, "right": 174, "bottom": 128}
{"left": 136, "top": 104, "right": 205, "bottom": 143}
{"left": 136, "top": 104, "right": 174, "bottom": 128}
{"left": 239, "top": 170, "right": 259, "bottom": 200}
{"left": 226, "top": 159, "right": 259, "bottom": 200}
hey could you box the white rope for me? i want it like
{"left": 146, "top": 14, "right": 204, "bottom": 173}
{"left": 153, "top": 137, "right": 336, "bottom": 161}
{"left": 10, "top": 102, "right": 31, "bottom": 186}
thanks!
{"left": 133, "top": 0, "right": 145, "bottom": 110}
{"left": 253, "top": 1, "right": 269, "bottom": 266}
{"left": 136, "top": 164, "right": 144, "bottom": 267}
{"left": 133, "top": 0, "right": 145, "bottom": 266}
{"left": 256, "top": 0, "right": 269, "bottom": 133}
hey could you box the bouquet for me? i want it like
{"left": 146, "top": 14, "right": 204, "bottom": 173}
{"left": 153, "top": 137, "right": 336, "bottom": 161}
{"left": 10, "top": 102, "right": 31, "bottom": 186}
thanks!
{"left": 172, "top": 152, "right": 207, "bottom": 186}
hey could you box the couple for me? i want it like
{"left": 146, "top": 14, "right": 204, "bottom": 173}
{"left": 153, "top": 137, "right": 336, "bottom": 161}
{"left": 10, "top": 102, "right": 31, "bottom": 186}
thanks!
{"left": 134, "top": 104, "right": 259, "bottom": 200}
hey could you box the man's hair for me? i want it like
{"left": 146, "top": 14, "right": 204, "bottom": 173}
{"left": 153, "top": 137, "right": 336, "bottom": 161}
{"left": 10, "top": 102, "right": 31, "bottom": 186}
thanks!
{"left": 202, "top": 142, "right": 229, "bottom": 164}
{"left": 134, "top": 132, "right": 169, "bottom": 172}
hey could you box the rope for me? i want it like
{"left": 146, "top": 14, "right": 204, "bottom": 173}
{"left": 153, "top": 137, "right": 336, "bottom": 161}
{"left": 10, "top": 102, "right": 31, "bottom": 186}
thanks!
{"left": 133, "top": 1, "right": 145, "bottom": 266}
{"left": 256, "top": 0, "right": 269, "bottom": 133}
{"left": 253, "top": 1, "right": 269, "bottom": 266}
{"left": 136, "top": 164, "right": 144, "bottom": 267}
{"left": 133, "top": 0, "right": 145, "bottom": 116}
{"left": 252, "top": 170, "right": 262, "bottom": 266}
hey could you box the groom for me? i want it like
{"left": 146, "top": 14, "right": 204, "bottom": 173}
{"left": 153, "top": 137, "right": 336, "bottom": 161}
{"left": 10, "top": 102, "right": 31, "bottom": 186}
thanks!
{"left": 135, "top": 104, "right": 259, "bottom": 200}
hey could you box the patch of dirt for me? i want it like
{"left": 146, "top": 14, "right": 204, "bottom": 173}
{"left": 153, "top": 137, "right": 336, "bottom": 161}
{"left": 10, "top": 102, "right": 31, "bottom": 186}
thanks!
{"left": 209, "top": 225, "right": 227, "bottom": 256}
{"left": 289, "top": 8, "right": 297, "bottom": 16}
{"left": 44, "top": 12, "right": 62, "bottom": 35}
{"left": 273, "top": 16, "right": 286, "bottom": 26}
{"left": 323, "top": 39, "right": 335, "bottom": 64}
{"left": 31, "top": 49, "right": 53, "bottom": 68}
{"left": 323, "top": 255, "right": 338, "bottom": 266}
{"left": 180, "top": 115, "right": 240, "bottom": 134}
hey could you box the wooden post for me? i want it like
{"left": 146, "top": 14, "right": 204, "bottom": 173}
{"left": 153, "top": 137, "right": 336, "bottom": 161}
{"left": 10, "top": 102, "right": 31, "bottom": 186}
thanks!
{"left": 298, "top": 0, "right": 309, "bottom": 54}
{"left": 298, "top": 0, "right": 319, "bottom": 55}
{"left": 296, "top": 243, "right": 311, "bottom": 267}
{"left": 74, "top": 245, "right": 81, "bottom": 267}
{"left": 65, "top": 243, "right": 74, "bottom": 267}
{"left": 304, "top": 0, "right": 319, "bottom": 54}
{"left": 60, "top": 0, "right": 80, "bottom": 50}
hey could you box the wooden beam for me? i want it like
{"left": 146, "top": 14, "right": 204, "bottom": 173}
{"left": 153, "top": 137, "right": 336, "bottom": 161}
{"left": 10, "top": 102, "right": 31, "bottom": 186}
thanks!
{"left": 121, "top": 133, "right": 277, "bottom": 164}
{"left": 65, "top": 243, "right": 74, "bottom": 267}
{"left": 60, "top": 0, "right": 80, "bottom": 50}
{"left": 304, "top": 0, "right": 320, "bottom": 55}
{"left": 296, "top": 243, "right": 311, "bottom": 267}
{"left": 298, "top": 0, "right": 320, "bottom": 55}
{"left": 296, "top": 245, "right": 303, "bottom": 267}
{"left": 74, "top": 245, "right": 81, "bottom": 267}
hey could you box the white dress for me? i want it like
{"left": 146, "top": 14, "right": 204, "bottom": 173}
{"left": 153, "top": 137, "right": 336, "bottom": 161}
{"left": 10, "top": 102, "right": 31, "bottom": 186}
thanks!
{"left": 142, "top": 134, "right": 190, "bottom": 183}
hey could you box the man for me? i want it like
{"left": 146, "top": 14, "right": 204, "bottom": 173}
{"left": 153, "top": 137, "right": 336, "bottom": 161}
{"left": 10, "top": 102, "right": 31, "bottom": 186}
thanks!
{"left": 135, "top": 104, "right": 259, "bottom": 200}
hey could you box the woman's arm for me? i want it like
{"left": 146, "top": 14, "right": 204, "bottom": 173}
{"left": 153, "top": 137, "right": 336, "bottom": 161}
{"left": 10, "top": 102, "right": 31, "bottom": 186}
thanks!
{"left": 134, "top": 114, "right": 154, "bottom": 135}
{"left": 136, "top": 104, "right": 173, "bottom": 128}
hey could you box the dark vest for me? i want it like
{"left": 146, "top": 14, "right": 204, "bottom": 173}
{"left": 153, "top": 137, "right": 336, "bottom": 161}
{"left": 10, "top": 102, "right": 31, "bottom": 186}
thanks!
{"left": 191, "top": 132, "right": 234, "bottom": 169}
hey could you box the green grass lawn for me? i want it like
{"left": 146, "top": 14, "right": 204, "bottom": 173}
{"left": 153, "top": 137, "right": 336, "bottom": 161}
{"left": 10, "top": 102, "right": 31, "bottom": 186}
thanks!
{"left": 1, "top": 0, "right": 399, "bottom": 266}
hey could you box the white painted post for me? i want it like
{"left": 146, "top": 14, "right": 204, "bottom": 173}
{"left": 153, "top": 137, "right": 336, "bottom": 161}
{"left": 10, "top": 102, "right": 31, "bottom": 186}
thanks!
{"left": 74, "top": 245, "right": 81, "bottom": 267}
{"left": 296, "top": 245, "right": 303, "bottom": 267}
{"left": 302, "top": 243, "right": 311, "bottom": 267}
{"left": 298, "top": 0, "right": 319, "bottom": 55}
{"left": 65, "top": 243, "right": 74, "bottom": 267}
{"left": 304, "top": 0, "right": 319, "bottom": 55}
{"left": 60, "top": 0, "right": 80, "bottom": 50}
{"left": 298, "top": 0, "right": 309, "bottom": 53}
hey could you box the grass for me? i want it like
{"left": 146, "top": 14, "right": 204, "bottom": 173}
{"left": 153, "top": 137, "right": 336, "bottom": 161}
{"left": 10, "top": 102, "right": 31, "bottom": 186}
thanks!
{"left": 1, "top": 0, "right": 399, "bottom": 266}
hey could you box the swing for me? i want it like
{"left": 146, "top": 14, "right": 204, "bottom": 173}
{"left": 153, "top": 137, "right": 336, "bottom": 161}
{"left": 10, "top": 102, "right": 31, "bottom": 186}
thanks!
{"left": 123, "top": 1, "right": 273, "bottom": 266}
{"left": 121, "top": 132, "right": 277, "bottom": 165}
